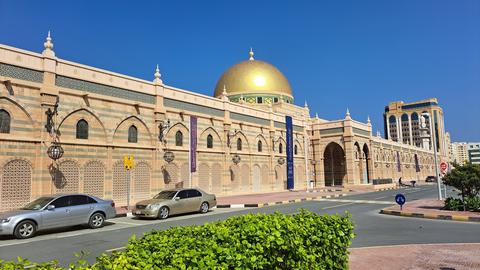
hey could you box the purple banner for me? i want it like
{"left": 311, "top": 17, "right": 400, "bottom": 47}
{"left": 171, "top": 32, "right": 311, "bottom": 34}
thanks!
{"left": 396, "top": 151, "right": 401, "bottom": 172}
{"left": 190, "top": 116, "right": 197, "bottom": 173}
{"left": 414, "top": 154, "right": 420, "bottom": 172}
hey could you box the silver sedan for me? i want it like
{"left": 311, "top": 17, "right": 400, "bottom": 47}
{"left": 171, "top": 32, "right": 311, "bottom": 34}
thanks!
{"left": 0, "top": 194, "right": 116, "bottom": 239}
{"left": 133, "top": 188, "right": 217, "bottom": 219}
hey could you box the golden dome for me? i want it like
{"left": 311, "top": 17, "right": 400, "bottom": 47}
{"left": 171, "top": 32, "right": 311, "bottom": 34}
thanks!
{"left": 214, "top": 50, "right": 292, "bottom": 99}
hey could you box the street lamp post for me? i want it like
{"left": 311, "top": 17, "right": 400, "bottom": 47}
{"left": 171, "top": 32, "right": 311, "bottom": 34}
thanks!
{"left": 423, "top": 112, "right": 442, "bottom": 200}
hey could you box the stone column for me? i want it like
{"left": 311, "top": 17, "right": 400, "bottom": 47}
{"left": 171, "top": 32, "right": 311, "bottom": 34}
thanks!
{"left": 408, "top": 114, "right": 413, "bottom": 145}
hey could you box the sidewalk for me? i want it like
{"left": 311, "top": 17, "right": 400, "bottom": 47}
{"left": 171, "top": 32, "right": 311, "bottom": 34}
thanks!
{"left": 349, "top": 243, "right": 480, "bottom": 270}
{"left": 380, "top": 199, "right": 480, "bottom": 222}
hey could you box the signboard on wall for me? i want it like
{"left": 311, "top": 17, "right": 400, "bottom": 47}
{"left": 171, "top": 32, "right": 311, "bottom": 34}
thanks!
{"left": 286, "top": 116, "right": 294, "bottom": 190}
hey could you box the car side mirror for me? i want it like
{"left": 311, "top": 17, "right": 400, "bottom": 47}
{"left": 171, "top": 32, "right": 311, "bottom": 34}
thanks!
{"left": 174, "top": 197, "right": 180, "bottom": 201}
{"left": 47, "top": 205, "right": 55, "bottom": 211}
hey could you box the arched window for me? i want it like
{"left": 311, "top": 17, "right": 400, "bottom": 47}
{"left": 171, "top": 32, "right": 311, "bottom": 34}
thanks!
{"left": 207, "top": 134, "right": 213, "bottom": 148}
{"left": 76, "top": 119, "right": 89, "bottom": 139}
{"left": 175, "top": 131, "right": 183, "bottom": 146}
{"left": 128, "top": 125, "right": 138, "bottom": 143}
{"left": 0, "top": 109, "right": 11, "bottom": 133}
{"left": 257, "top": 140, "right": 262, "bottom": 152}
{"left": 279, "top": 143, "right": 283, "bottom": 154}
{"left": 237, "top": 138, "right": 242, "bottom": 151}
{"left": 294, "top": 145, "right": 298, "bottom": 155}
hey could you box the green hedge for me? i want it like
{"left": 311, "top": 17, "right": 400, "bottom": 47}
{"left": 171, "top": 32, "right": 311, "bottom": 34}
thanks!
{"left": 0, "top": 210, "right": 354, "bottom": 270}
{"left": 94, "top": 210, "right": 354, "bottom": 269}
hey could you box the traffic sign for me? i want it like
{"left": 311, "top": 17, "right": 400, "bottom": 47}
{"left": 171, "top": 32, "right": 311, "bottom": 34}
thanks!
{"left": 395, "top": 194, "right": 406, "bottom": 210}
{"left": 123, "top": 155, "right": 134, "bottom": 170}
{"left": 440, "top": 162, "right": 448, "bottom": 174}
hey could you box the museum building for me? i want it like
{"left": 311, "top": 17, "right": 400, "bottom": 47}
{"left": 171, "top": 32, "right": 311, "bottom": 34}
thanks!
{"left": 0, "top": 34, "right": 443, "bottom": 211}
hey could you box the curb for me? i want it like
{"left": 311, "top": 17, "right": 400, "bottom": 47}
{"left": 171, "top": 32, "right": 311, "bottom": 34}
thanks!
{"left": 375, "top": 186, "right": 401, "bottom": 192}
{"left": 380, "top": 209, "right": 480, "bottom": 223}
{"left": 306, "top": 189, "right": 347, "bottom": 193}
{"left": 216, "top": 193, "right": 347, "bottom": 208}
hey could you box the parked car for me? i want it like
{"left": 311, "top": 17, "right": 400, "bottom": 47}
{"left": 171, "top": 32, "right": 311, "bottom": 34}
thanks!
{"left": 133, "top": 188, "right": 216, "bottom": 219}
{"left": 0, "top": 194, "right": 116, "bottom": 239}
{"left": 425, "top": 176, "right": 438, "bottom": 182}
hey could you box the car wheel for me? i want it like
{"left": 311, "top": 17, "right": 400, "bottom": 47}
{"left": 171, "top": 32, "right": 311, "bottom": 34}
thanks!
{"left": 89, "top": 212, "right": 105, "bottom": 229}
{"left": 14, "top": 220, "right": 36, "bottom": 239}
{"left": 200, "top": 202, "right": 209, "bottom": 214}
{"left": 158, "top": 206, "right": 169, "bottom": 219}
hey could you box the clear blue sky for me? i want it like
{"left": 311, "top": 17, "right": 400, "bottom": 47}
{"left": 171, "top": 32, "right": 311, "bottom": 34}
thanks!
{"left": 1, "top": 1, "right": 479, "bottom": 141}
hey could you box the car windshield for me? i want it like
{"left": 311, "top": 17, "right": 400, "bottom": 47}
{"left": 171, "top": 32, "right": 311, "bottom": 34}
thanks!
{"left": 21, "top": 197, "right": 55, "bottom": 210}
{"left": 153, "top": 191, "right": 177, "bottom": 199}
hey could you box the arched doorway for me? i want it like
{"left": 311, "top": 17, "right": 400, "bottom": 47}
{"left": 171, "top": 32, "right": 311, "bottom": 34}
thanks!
{"left": 252, "top": 165, "right": 261, "bottom": 192}
{"left": 362, "top": 144, "right": 370, "bottom": 184}
{"left": 323, "top": 142, "right": 346, "bottom": 186}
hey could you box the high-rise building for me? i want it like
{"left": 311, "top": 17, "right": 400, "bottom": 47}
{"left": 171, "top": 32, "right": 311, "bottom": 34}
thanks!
{"left": 468, "top": 143, "right": 480, "bottom": 164}
{"left": 451, "top": 142, "right": 469, "bottom": 164}
{"left": 445, "top": 132, "right": 454, "bottom": 163}
{"left": 383, "top": 98, "right": 447, "bottom": 156}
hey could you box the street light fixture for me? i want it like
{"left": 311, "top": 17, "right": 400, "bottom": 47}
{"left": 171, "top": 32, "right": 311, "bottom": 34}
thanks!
{"left": 232, "top": 154, "right": 241, "bottom": 164}
{"left": 158, "top": 119, "right": 171, "bottom": 145}
{"left": 163, "top": 151, "right": 175, "bottom": 163}
{"left": 422, "top": 112, "right": 442, "bottom": 200}
{"left": 45, "top": 97, "right": 64, "bottom": 161}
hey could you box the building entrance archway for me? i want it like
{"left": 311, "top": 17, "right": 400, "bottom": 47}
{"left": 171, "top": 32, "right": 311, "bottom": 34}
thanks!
{"left": 323, "top": 142, "right": 346, "bottom": 186}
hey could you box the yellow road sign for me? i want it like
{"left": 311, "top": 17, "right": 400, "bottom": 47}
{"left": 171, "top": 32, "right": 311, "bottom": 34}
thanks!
{"left": 123, "top": 155, "right": 134, "bottom": 170}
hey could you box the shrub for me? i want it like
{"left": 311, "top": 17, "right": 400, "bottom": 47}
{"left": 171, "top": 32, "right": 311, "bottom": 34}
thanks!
{"left": 0, "top": 257, "right": 61, "bottom": 270}
{"left": 1, "top": 210, "right": 354, "bottom": 269}
{"left": 93, "top": 210, "right": 354, "bottom": 269}
{"left": 444, "top": 197, "right": 463, "bottom": 211}
{"left": 443, "top": 163, "right": 480, "bottom": 211}
{"left": 465, "top": 196, "right": 480, "bottom": 211}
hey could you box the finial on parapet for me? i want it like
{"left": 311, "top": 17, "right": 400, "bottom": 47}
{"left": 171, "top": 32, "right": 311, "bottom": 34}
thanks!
{"left": 249, "top": 47, "right": 254, "bottom": 61}
{"left": 304, "top": 100, "right": 308, "bottom": 109}
{"left": 377, "top": 130, "right": 381, "bottom": 137}
{"left": 367, "top": 116, "right": 371, "bottom": 125}
{"left": 315, "top": 112, "right": 319, "bottom": 119}
{"left": 345, "top": 108, "right": 351, "bottom": 120}
{"left": 43, "top": 30, "right": 55, "bottom": 57}
{"left": 221, "top": 85, "right": 229, "bottom": 101}
{"left": 153, "top": 64, "right": 163, "bottom": 84}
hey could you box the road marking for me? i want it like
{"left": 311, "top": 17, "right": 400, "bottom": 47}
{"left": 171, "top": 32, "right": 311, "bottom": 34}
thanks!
{"left": 322, "top": 202, "right": 356, "bottom": 209}
{"left": 112, "top": 220, "right": 143, "bottom": 226}
{"left": 105, "top": 246, "right": 126, "bottom": 253}
{"left": 315, "top": 198, "right": 393, "bottom": 205}
{"left": 374, "top": 196, "right": 388, "bottom": 199}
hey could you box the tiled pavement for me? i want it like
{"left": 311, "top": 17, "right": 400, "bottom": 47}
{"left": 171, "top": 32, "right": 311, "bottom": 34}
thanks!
{"left": 350, "top": 243, "right": 480, "bottom": 270}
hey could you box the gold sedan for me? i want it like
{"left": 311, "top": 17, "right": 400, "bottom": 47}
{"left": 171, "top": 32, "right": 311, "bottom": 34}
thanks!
{"left": 132, "top": 188, "right": 217, "bottom": 219}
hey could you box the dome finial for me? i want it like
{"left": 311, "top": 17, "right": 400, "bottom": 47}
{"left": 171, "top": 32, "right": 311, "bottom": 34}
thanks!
{"left": 304, "top": 100, "right": 308, "bottom": 108}
{"left": 367, "top": 116, "right": 371, "bottom": 124}
{"left": 153, "top": 64, "right": 163, "bottom": 84}
{"left": 249, "top": 47, "right": 254, "bottom": 61}
{"left": 43, "top": 30, "right": 55, "bottom": 57}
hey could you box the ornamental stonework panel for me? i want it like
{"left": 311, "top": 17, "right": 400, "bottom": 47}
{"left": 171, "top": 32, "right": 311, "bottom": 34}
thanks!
{"left": 134, "top": 162, "right": 151, "bottom": 202}
{"left": 112, "top": 161, "right": 127, "bottom": 206}
{"left": 198, "top": 163, "right": 210, "bottom": 193}
{"left": 83, "top": 161, "right": 105, "bottom": 198}
{"left": 163, "top": 163, "right": 179, "bottom": 189}
{"left": 1, "top": 159, "right": 31, "bottom": 211}
{"left": 211, "top": 163, "right": 222, "bottom": 194}
{"left": 54, "top": 160, "right": 80, "bottom": 194}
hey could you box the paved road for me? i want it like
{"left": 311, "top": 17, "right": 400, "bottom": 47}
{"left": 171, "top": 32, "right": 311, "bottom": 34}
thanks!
{"left": 1, "top": 185, "right": 478, "bottom": 266}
